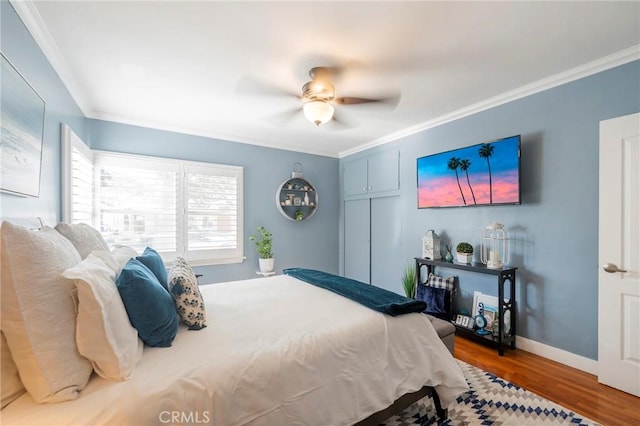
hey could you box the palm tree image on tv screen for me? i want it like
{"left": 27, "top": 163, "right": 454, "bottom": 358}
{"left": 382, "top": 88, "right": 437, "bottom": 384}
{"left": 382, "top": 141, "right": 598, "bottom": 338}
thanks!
{"left": 417, "top": 135, "right": 521, "bottom": 208}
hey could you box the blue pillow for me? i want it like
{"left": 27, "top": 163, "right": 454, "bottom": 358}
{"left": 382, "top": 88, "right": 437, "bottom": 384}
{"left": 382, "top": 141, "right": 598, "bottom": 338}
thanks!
{"left": 116, "top": 258, "right": 178, "bottom": 347}
{"left": 136, "top": 247, "right": 168, "bottom": 291}
{"left": 416, "top": 285, "right": 451, "bottom": 318}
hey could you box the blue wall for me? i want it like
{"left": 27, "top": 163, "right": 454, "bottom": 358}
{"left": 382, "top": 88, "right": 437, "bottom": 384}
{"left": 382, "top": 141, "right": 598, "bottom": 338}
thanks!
{"left": 340, "top": 60, "right": 640, "bottom": 360}
{"left": 1, "top": 0, "right": 86, "bottom": 224}
{"left": 1, "top": 0, "right": 339, "bottom": 282}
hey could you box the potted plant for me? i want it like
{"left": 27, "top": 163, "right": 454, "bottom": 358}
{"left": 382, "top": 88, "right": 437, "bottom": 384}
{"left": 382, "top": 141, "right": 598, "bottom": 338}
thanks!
{"left": 456, "top": 242, "right": 473, "bottom": 264}
{"left": 401, "top": 262, "right": 417, "bottom": 299}
{"left": 250, "top": 226, "right": 274, "bottom": 273}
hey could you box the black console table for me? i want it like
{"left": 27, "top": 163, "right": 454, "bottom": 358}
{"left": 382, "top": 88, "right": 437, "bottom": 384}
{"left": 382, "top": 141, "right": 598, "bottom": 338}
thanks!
{"left": 415, "top": 257, "right": 517, "bottom": 356}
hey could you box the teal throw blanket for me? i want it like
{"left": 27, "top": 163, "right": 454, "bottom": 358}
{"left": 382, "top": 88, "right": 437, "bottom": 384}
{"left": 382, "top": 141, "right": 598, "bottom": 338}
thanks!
{"left": 283, "top": 268, "right": 427, "bottom": 316}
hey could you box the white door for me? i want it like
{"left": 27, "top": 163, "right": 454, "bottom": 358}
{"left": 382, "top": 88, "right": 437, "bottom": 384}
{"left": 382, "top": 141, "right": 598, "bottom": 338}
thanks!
{"left": 598, "top": 112, "right": 640, "bottom": 396}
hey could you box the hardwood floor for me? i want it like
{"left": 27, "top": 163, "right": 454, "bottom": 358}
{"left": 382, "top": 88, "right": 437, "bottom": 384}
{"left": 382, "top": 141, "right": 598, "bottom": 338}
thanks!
{"left": 454, "top": 336, "right": 640, "bottom": 426}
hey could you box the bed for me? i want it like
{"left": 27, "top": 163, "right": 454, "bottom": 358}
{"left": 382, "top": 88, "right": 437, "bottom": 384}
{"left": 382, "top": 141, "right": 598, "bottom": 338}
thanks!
{"left": 1, "top": 221, "right": 468, "bottom": 425}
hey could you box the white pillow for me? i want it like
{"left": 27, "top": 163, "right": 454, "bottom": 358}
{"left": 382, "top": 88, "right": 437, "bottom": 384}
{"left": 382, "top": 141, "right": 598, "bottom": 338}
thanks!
{"left": 63, "top": 251, "right": 143, "bottom": 380}
{"left": 54, "top": 222, "right": 109, "bottom": 259}
{"left": 1, "top": 331, "right": 25, "bottom": 408}
{"left": 0, "top": 222, "right": 93, "bottom": 403}
{"left": 111, "top": 245, "right": 139, "bottom": 270}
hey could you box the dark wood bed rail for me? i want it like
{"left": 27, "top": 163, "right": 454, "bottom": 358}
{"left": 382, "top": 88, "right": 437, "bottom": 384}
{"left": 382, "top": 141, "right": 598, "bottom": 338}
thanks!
{"left": 355, "top": 386, "right": 446, "bottom": 425}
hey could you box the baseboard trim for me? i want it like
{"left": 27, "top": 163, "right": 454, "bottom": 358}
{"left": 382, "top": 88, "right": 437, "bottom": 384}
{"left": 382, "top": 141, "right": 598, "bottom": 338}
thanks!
{"left": 516, "top": 335, "right": 597, "bottom": 376}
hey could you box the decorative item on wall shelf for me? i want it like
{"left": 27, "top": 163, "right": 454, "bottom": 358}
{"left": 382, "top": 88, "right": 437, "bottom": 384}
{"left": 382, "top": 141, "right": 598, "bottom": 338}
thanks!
{"left": 481, "top": 222, "right": 510, "bottom": 269}
{"left": 422, "top": 229, "right": 441, "bottom": 260}
{"left": 456, "top": 242, "right": 473, "bottom": 264}
{"left": 444, "top": 245, "right": 454, "bottom": 263}
{"left": 249, "top": 226, "right": 274, "bottom": 273}
{"left": 275, "top": 162, "right": 318, "bottom": 222}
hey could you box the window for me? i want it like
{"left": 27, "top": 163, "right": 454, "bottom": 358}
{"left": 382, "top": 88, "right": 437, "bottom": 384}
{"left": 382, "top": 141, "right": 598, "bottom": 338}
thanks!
{"left": 62, "top": 124, "right": 243, "bottom": 265}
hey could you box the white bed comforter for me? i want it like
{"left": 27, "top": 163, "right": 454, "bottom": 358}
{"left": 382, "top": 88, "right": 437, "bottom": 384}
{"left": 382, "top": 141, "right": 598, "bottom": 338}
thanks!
{"left": 2, "top": 275, "right": 468, "bottom": 426}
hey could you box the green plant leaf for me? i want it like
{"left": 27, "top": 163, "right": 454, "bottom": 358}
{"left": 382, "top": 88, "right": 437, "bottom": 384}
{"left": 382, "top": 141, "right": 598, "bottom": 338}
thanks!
{"left": 401, "top": 262, "right": 417, "bottom": 299}
{"left": 250, "top": 226, "right": 273, "bottom": 258}
{"left": 456, "top": 242, "right": 473, "bottom": 254}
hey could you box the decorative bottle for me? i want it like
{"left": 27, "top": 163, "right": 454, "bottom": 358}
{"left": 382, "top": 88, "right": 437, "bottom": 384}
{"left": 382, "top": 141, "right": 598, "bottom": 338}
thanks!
{"left": 445, "top": 245, "right": 454, "bottom": 263}
{"left": 304, "top": 192, "right": 309, "bottom": 206}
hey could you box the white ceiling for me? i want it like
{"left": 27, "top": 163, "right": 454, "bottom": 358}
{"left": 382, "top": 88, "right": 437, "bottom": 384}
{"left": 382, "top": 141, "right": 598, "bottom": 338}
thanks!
{"left": 13, "top": 1, "right": 640, "bottom": 157}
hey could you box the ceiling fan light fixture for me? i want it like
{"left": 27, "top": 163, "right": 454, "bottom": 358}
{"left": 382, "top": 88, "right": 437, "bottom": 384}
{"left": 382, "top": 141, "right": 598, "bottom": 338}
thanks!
{"left": 303, "top": 100, "right": 334, "bottom": 127}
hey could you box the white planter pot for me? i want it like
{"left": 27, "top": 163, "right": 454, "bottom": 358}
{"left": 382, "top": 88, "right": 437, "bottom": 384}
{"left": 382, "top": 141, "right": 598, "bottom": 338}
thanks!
{"left": 457, "top": 253, "right": 473, "bottom": 264}
{"left": 259, "top": 258, "right": 274, "bottom": 273}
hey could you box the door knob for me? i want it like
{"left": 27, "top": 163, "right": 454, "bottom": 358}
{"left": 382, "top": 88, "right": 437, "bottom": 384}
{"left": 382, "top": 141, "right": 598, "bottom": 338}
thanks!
{"left": 603, "top": 263, "right": 627, "bottom": 273}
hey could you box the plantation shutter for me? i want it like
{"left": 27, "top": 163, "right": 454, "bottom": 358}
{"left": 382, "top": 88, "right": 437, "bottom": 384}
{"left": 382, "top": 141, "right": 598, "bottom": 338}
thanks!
{"left": 70, "top": 146, "right": 94, "bottom": 224}
{"left": 184, "top": 163, "right": 243, "bottom": 264}
{"left": 94, "top": 155, "right": 179, "bottom": 258}
{"left": 62, "top": 124, "right": 94, "bottom": 224}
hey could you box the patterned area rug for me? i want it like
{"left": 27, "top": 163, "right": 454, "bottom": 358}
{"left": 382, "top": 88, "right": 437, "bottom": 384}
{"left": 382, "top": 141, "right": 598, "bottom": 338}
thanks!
{"left": 383, "top": 360, "right": 600, "bottom": 425}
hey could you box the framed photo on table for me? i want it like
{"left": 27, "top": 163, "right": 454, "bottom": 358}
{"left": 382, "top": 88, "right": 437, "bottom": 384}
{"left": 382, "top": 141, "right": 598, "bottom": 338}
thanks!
{"left": 1, "top": 52, "right": 46, "bottom": 198}
{"left": 472, "top": 291, "right": 499, "bottom": 333}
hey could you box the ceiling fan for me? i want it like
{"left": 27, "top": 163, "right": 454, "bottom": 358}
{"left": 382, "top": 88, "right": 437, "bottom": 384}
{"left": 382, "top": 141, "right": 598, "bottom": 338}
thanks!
{"left": 239, "top": 66, "right": 400, "bottom": 128}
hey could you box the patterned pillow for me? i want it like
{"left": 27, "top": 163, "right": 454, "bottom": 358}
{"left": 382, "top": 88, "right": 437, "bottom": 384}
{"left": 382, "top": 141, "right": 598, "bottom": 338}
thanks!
{"left": 167, "top": 258, "right": 207, "bottom": 330}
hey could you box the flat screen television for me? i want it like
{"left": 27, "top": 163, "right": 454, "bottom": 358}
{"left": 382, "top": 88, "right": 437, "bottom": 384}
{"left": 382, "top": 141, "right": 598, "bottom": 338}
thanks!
{"left": 417, "top": 135, "right": 521, "bottom": 208}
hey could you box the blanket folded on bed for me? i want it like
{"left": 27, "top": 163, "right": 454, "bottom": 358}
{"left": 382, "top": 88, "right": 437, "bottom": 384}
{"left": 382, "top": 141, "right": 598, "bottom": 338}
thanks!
{"left": 283, "top": 268, "right": 427, "bottom": 316}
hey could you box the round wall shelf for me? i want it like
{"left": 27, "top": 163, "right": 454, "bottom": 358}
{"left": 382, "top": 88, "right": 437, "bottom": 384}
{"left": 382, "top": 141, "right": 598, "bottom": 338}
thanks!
{"left": 276, "top": 174, "right": 318, "bottom": 222}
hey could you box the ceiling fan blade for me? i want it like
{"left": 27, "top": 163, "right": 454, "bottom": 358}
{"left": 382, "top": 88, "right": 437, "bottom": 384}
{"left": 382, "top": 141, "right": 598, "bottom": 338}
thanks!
{"left": 264, "top": 106, "right": 302, "bottom": 126}
{"left": 236, "top": 76, "right": 299, "bottom": 99}
{"left": 334, "top": 93, "right": 400, "bottom": 108}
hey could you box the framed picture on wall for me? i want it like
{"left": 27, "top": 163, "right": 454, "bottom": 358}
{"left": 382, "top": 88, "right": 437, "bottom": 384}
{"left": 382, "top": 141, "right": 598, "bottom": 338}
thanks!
{"left": 1, "top": 52, "right": 46, "bottom": 198}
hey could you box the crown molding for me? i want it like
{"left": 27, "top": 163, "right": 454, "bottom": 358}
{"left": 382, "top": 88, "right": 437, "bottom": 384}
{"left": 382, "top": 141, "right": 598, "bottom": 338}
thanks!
{"left": 339, "top": 45, "right": 640, "bottom": 158}
{"left": 9, "top": 0, "right": 93, "bottom": 115}
{"left": 89, "top": 110, "right": 339, "bottom": 158}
